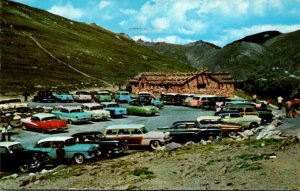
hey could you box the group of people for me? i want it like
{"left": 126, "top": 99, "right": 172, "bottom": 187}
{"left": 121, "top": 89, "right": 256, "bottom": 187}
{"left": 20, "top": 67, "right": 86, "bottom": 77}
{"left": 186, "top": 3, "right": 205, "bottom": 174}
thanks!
{"left": 277, "top": 96, "right": 299, "bottom": 118}
{"left": 1, "top": 123, "right": 13, "bottom": 141}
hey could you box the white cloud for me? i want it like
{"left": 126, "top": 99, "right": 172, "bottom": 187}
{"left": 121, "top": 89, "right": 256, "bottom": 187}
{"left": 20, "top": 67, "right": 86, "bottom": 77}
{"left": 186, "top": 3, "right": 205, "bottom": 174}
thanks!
{"left": 120, "top": 9, "right": 136, "bottom": 15}
{"left": 102, "top": 14, "right": 113, "bottom": 20}
{"left": 48, "top": 3, "right": 84, "bottom": 20}
{"left": 152, "top": 18, "right": 170, "bottom": 30}
{"left": 154, "top": 35, "right": 194, "bottom": 44}
{"left": 98, "top": 1, "right": 113, "bottom": 10}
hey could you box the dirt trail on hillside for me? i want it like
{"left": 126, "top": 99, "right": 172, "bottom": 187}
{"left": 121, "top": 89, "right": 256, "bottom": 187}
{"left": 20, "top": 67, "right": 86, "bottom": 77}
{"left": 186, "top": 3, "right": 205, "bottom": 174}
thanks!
{"left": 23, "top": 32, "right": 113, "bottom": 87}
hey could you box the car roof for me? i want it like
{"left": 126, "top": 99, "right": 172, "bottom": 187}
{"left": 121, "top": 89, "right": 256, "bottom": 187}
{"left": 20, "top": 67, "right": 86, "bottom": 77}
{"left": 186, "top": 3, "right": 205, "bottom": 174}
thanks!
{"left": 215, "top": 110, "right": 240, "bottom": 114}
{"left": 196, "top": 116, "right": 221, "bottom": 121}
{"left": 224, "top": 104, "right": 254, "bottom": 108}
{"left": 60, "top": 106, "right": 81, "bottom": 110}
{"left": 37, "top": 136, "right": 73, "bottom": 144}
{"left": 193, "top": 94, "right": 216, "bottom": 98}
{"left": 82, "top": 103, "right": 101, "bottom": 107}
{"left": 172, "top": 120, "right": 197, "bottom": 125}
{"left": 72, "top": 131, "right": 103, "bottom": 136}
{"left": 0, "top": 141, "right": 21, "bottom": 147}
{"left": 32, "top": 113, "right": 56, "bottom": 118}
{"left": 106, "top": 124, "right": 144, "bottom": 130}
{"left": 101, "top": 102, "right": 117, "bottom": 104}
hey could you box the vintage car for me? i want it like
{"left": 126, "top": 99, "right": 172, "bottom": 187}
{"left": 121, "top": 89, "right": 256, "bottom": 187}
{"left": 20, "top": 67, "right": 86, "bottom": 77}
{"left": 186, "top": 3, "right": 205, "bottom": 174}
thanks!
{"left": 196, "top": 116, "right": 242, "bottom": 136}
{"left": 81, "top": 103, "right": 111, "bottom": 120}
{"left": 104, "top": 124, "right": 171, "bottom": 150}
{"left": 125, "top": 100, "right": 160, "bottom": 116}
{"left": 33, "top": 90, "right": 57, "bottom": 103}
{"left": 189, "top": 94, "right": 216, "bottom": 107}
{"left": 157, "top": 120, "right": 223, "bottom": 143}
{"left": 51, "top": 106, "right": 92, "bottom": 124}
{"left": 21, "top": 113, "right": 68, "bottom": 133}
{"left": 101, "top": 102, "right": 127, "bottom": 117}
{"left": 71, "top": 131, "right": 128, "bottom": 157}
{"left": 53, "top": 90, "right": 74, "bottom": 102}
{"left": 94, "top": 90, "right": 113, "bottom": 102}
{"left": 114, "top": 91, "right": 132, "bottom": 103}
{"left": 0, "top": 98, "right": 29, "bottom": 115}
{"left": 72, "top": 91, "right": 92, "bottom": 102}
{"left": 181, "top": 94, "right": 195, "bottom": 106}
{"left": 161, "top": 93, "right": 180, "bottom": 105}
{"left": 136, "top": 92, "right": 164, "bottom": 108}
{"left": 26, "top": 136, "right": 100, "bottom": 164}
{"left": 0, "top": 142, "right": 51, "bottom": 172}
{"left": 216, "top": 112, "right": 262, "bottom": 129}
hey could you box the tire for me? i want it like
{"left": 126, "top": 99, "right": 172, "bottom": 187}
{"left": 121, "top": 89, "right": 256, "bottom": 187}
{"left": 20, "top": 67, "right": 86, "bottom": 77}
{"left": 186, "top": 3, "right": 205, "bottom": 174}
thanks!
{"left": 228, "top": 131, "right": 237, "bottom": 137}
{"left": 150, "top": 140, "right": 160, "bottom": 150}
{"left": 19, "top": 163, "right": 29, "bottom": 173}
{"left": 249, "top": 122, "right": 258, "bottom": 129}
{"left": 105, "top": 150, "right": 113, "bottom": 158}
{"left": 74, "top": 154, "right": 85, "bottom": 164}
{"left": 67, "top": 120, "right": 73, "bottom": 125}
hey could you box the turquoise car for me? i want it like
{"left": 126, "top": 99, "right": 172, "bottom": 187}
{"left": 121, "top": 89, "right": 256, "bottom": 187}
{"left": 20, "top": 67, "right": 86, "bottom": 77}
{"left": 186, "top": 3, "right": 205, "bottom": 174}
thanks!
{"left": 101, "top": 102, "right": 127, "bottom": 117}
{"left": 126, "top": 100, "right": 160, "bottom": 116}
{"left": 26, "top": 136, "right": 99, "bottom": 164}
{"left": 52, "top": 106, "right": 92, "bottom": 124}
{"left": 53, "top": 90, "right": 74, "bottom": 103}
{"left": 114, "top": 91, "right": 132, "bottom": 103}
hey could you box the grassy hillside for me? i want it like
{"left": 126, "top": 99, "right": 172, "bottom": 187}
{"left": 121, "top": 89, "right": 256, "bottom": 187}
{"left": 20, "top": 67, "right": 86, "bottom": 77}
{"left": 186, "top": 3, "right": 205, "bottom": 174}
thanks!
{"left": 0, "top": 0, "right": 194, "bottom": 93}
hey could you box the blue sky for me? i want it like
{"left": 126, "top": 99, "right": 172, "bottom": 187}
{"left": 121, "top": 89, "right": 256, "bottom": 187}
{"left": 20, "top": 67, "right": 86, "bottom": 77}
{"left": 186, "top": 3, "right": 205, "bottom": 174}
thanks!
{"left": 14, "top": 0, "right": 300, "bottom": 47}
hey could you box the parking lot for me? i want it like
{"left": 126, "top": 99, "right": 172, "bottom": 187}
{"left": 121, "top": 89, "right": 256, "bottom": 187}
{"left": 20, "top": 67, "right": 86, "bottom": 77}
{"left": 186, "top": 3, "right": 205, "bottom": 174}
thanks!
{"left": 11, "top": 103, "right": 215, "bottom": 146}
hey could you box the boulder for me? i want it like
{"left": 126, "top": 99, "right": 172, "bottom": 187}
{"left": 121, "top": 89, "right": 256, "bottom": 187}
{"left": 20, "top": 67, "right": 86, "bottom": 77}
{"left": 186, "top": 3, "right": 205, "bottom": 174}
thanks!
{"left": 184, "top": 141, "right": 195, "bottom": 147}
{"left": 164, "top": 142, "right": 182, "bottom": 151}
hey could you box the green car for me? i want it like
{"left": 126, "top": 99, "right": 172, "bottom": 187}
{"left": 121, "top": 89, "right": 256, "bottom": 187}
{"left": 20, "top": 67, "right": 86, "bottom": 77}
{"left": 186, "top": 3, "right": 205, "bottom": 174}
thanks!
{"left": 126, "top": 100, "right": 159, "bottom": 116}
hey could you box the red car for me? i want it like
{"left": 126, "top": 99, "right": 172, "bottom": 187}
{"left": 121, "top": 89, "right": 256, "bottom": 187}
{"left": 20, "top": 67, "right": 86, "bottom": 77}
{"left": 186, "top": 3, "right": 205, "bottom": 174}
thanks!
{"left": 21, "top": 113, "right": 68, "bottom": 133}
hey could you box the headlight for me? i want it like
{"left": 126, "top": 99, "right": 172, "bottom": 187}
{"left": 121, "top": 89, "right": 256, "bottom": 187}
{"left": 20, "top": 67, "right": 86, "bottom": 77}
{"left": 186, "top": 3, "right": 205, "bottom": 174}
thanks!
{"left": 164, "top": 132, "right": 170, "bottom": 139}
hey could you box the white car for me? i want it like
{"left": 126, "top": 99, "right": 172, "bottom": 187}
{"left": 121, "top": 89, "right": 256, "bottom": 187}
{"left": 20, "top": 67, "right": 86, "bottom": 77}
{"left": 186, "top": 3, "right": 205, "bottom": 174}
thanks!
{"left": 81, "top": 103, "right": 111, "bottom": 120}
{"left": 104, "top": 124, "right": 171, "bottom": 150}
{"left": 72, "top": 91, "right": 92, "bottom": 102}
{"left": 217, "top": 112, "right": 262, "bottom": 129}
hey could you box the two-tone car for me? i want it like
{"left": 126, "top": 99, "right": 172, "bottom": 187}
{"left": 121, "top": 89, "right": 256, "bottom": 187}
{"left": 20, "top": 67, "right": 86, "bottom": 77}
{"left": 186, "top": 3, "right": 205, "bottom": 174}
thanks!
{"left": 51, "top": 106, "right": 92, "bottom": 124}
{"left": 26, "top": 136, "right": 100, "bottom": 164}
{"left": 0, "top": 98, "right": 29, "bottom": 115}
{"left": 104, "top": 124, "right": 171, "bottom": 150}
{"left": 157, "top": 120, "right": 223, "bottom": 143}
{"left": 73, "top": 91, "right": 92, "bottom": 102}
{"left": 81, "top": 103, "right": 111, "bottom": 120}
{"left": 101, "top": 102, "right": 127, "bottom": 118}
{"left": 21, "top": 113, "right": 68, "bottom": 133}
{"left": 114, "top": 91, "right": 132, "bottom": 103}
{"left": 0, "top": 142, "right": 51, "bottom": 172}
{"left": 216, "top": 112, "right": 262, "bottom": 129}
{"left": 125, "top": 100, "right": 159, "bottom": 116}
{"left": 53, "top": 90, "right": 74, "bottom": 103}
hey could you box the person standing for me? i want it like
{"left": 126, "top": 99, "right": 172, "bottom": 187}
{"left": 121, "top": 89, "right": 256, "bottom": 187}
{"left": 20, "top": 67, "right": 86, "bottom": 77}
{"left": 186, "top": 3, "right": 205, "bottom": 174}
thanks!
{"left": 285, "top": 100, "right": 292, "bottom": 118}
{"left": 22, "top": 91, "right": 30, "bottom": 102}
{"left": 56, "top": 144, "right": 66, "bottom": 165}
{"left": 293, "top": 98, "right": 299, "bottom": 110}
{"left": 277, "top": 96, "right": 284, "bottom": 110}
{"left": 266, "top": 98, "right": 271, "bottom": 106}
{"left": 1, "top": 125, "right": 7, "bottom": 141}
{"left": 6, "top": 123, "right": 13, "bottom": 141}
{"left": 252, "top": 94, "right": 257, "bottom": 103}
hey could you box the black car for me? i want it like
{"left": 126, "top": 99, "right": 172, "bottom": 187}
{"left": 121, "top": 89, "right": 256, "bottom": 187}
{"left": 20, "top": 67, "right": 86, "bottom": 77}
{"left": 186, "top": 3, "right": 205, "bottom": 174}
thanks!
{"left": 214, "top": 110, "right": 240, "bottom": 116}
{"left": 157, "top": 121, "right": 222, "bottom": 143}
{"left": 0, "top": 142, "right": 51, "bottom": 173}
{"left": 71, "top": 131, "right": 128, "bottom": 157}
{"left": 33, "top": 90, "right": 57, "bottom": 103}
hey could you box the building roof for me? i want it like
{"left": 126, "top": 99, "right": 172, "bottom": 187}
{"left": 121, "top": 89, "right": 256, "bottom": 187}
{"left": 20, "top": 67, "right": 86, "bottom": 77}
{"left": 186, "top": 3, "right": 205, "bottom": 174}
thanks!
{"left": 129, "top": 68, "right": 234, "bottom": 85}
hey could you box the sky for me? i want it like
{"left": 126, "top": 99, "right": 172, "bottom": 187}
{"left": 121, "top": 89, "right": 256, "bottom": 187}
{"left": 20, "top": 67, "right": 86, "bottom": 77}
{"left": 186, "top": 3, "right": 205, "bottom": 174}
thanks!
{"left": 14, "top": 0, "right": 300, "bottom": 47}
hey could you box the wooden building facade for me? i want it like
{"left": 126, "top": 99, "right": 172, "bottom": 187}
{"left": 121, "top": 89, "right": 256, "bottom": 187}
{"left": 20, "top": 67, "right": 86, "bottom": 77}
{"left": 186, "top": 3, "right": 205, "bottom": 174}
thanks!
{"left": 128, "top": 68, "right": 235, "bottom": 97}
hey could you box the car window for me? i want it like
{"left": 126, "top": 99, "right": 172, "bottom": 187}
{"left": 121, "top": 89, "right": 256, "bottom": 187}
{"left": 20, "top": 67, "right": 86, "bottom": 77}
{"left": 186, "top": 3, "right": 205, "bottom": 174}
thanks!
{"left": 210, "top": 120, "right": 219, "bottom": 124}
{"left": 231, "top": 114, "right": 240, "bottom": 118}
{"left": 119, "top": 129, "right": 130, "bottom": 135}
{"left": 131, "top": 129, "right": 142, "bottom": 134}
{"left": 65, "top": 138, "right": 75, "bottom": 146}
{"left": 31, "top": 116, "right": 40, "bottom": 121}
{"left": 245, "top": 108, "right": 255, "bottom": 112}
{"left": 187, "top": 124, "right": 196, "bottom": 129}
{"left": 200, "top": 120, "right": 209, "bottom": 125}
{"left": 175, "top": 124, "right": 188, "bottom": 129}
{"left": 0, "top": 147, "right": 9, "bottom": 154}
{"left": 237, "top": 108, "right": 243, "bottom": 112}
{"left": 37, "top": 142, "right": 52, "bottom": 148}
{"left": 43, "top": 116, "right": 57, "bottom": 121}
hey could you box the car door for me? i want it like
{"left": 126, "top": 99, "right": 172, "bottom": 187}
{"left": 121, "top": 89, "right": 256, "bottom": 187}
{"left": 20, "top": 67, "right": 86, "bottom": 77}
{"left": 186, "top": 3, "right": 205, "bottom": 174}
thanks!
{"left": 128, "top": 128, "right": 143, "bottom": 146}
{"left": 0, "top": 146, "right": 14, "bottom": 170}
{"left": 170, "top": 124, "right": 197, "bottom": 143}
{"left": 36, "top": 141, "right": 57, "bottom": 159}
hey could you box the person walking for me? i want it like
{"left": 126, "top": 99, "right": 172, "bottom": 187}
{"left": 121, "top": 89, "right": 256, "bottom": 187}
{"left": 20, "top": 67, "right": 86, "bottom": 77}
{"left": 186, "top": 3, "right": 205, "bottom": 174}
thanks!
{"left": 277, "top": 96, "right": 284, "bottom": 110}
{"left": 293, "top": 98, "right": 299, "bottom": 110}
{"left": 285, "top": 100, "right": 292, "bottom": 118}
{"left": 252, "top": 94, "right": 257, "bottom": 103}
{"left": 6, "top": 123, "right": 13, "bottom": 141}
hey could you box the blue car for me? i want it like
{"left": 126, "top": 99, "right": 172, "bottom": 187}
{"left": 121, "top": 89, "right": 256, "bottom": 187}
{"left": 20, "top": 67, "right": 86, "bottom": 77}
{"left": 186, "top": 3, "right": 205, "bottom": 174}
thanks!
{"left": 53, "top": 91, "right": 74, "bottom": 103}
{"left": 101, "top": 102, "right": 127, "bottom": 117}
{"left": 114, "top": 91, "right": 132, "bottom": 103}
{"left": 52, "top": 106, "right": 92, "bottom": 124}
{"left": 26, "top": 136, "right": 99, "bottom": 164}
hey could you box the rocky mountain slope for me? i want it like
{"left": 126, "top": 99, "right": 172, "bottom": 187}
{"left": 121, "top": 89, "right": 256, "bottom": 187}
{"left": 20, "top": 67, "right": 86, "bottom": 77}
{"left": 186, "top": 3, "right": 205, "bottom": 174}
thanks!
{"left": 138, "top": 30, "right": 300, "bottom": 98}
{"left": 0, "top": 0, "right": 193, "bottom": 93}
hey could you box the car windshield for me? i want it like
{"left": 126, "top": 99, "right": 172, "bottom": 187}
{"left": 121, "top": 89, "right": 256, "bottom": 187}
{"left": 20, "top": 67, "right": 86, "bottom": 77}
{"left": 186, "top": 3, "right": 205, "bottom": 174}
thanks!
{"left": 70, "top": 109, "right": 83, "bottom": 112}
{"left": 78, "top": 92, "right": 90, "bottom": 95}
{"left": 42, "top": 116, "right": 58, "bottom": 121}
{"left": 65, "top": 138, "right": 76, "bottom": 146}
{"left": 108, "top": 104, "right": 118, "bottom": 108}
{"left": 141, "top": 126, "right": 149, "bottom": 133}
{"left": 57, "top": 91, "right": 70, "bottom": 95}
{"left": 8, "top": 143, "right": 24, "bottom": 152}
{"left": 98, "top": 93, "right": 110, "bottom": 95}
{"left": 90, "top": 106, "right": 103, "bottom": 110}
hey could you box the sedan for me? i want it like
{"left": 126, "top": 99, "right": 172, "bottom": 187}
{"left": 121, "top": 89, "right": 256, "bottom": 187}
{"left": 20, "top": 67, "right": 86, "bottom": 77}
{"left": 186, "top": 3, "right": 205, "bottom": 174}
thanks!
{"left": 26, "top": 136, "right": 100, "bottom": 164}
{"left": 0, "top": 142, "right": 51, "bottom": 172}
{"left": 21, "top": 113, "right": 68, "bottom": 133}
{"left": 125, "top": 100, "right": 159, "bottom": 116}
{"left": 51, "top": 106, "right": 92, "bottom": 124}
{"left": 81, "top": 103, "right": 111, "bottom": 120}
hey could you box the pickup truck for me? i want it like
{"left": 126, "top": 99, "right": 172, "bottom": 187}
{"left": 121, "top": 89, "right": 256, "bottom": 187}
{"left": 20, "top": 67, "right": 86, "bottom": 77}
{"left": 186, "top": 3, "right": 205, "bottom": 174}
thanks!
{"left": 71, "top": 131, "right": 128, "bottom": 157}
{"left": 216, "top": 112, "right": 262, "bottom": 129}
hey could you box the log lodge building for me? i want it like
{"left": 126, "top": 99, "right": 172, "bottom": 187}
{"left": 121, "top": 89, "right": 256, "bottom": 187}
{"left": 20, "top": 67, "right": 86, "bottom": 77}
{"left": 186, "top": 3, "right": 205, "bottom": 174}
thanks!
{"left": 128, "top": 68, "right": 235, "bottom": 97}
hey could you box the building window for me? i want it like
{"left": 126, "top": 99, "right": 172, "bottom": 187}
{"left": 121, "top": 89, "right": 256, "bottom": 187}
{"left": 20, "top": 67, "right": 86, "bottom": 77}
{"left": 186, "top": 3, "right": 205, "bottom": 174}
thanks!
{"left": 197, "top": 84, "right": 206, "bottom": 89}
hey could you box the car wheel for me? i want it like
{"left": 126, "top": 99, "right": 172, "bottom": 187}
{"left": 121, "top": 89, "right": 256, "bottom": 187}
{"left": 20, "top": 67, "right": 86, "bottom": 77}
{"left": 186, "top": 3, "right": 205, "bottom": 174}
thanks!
{"left": 150, "top": 140, "right": 160, "bottom": 150}
{"left": 105, "top": 150, "right": 113, "bottom": 158}
{"left": 249, "top": 122, "right": 258, "bottom": 129}
{"left": 67, "top": 120, "right": 73, "bottom": 125}
{"left": 228, "top": 131, "right": 237, "bottom": 137}
{"left": 19, "top": 163, "right": 29, "bottom": 173}
{"left": 74, "top": 154, "right": 85, "bottom": 164}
